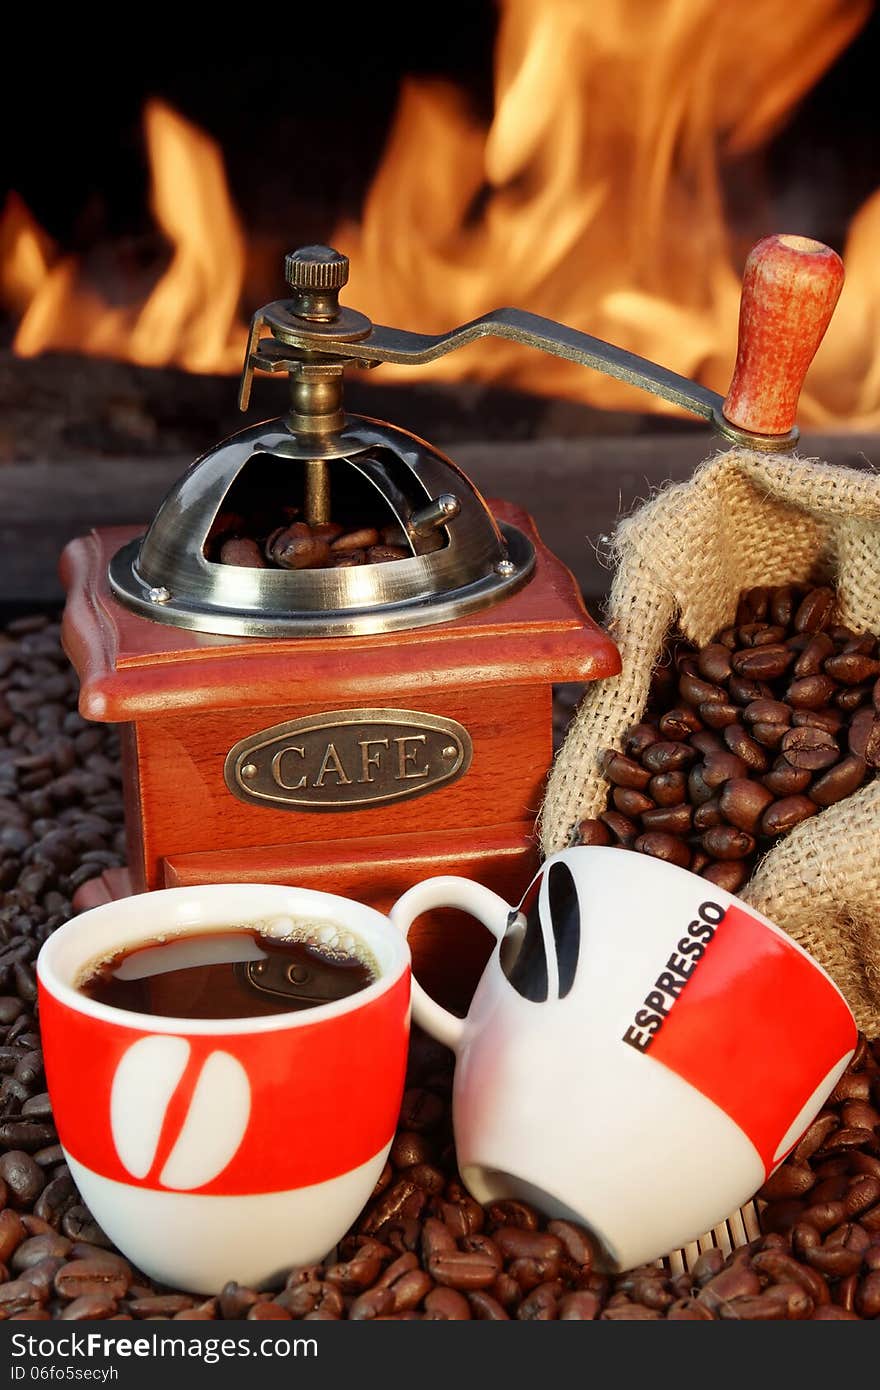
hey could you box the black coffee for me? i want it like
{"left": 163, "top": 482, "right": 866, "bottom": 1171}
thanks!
{"left": 78, "top": 923, "right": 378, "bottom": 1020}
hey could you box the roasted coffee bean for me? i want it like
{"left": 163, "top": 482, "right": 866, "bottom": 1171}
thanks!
{"left": 751, "top": 721, "right": 787, "bottom": 748}
{"left": 612, "top": 787, "right": 654, "bottom": 817}
{"left": 849, "top": 708, "right": 880, "bottom": 764}
{"left": 467, "top": 1290, "right": 510, "bottom": 1319}
{"left": 693, "top": 797, "right": 723, "bottom": 831}
{"left": 742, "top": 623, "right": 787, "bottom": 648}
{"left": 218, "top": 1282, "right": 260, "bottom": 1319}
{"left": 718, "top": 779, "right": 774, "bottom": 834}
{"left": 601, "top": 751, "right": 651, "bottom": 790}
{"left": 640, "top": 803, "right": 692, "bottom": 834}
{"left": 701, "top": 860, "right": 749, "bottom": 893}
{"left": 0, "top": 1210, "right": 25, "bottom": 1264}
{"left": 787, "top": 674, "right": 839, "bottom": 710}
{"left": 856, "top": 1272, "right": 880, "bottom": 1317}
{"left": 743, "top": 698, "right": 791, "bottom": 728}
{"left": 0, "top": 1278, "right": 47, "bottom": 1315}
{"left": 633, "top": 833, "right": 691, "bottom": 869}
{"left": 60, "top": 1207, "right": 110, "bottom": 1247}
{"left": 835, "top": 683, "right": 872, "bottom": 712}
{"left": 640, "top": 741, "right": 696, "bottom": 773}
{"left": 0, "top": 1152, "right": 45, "bottom": 1207}
{"left": 761, "top": 796, "right": 819, "bottom": 837}
{"left": 485, "top": 1199, "right": 540, "bottom": 1232}
{"left": 687, "top": 765, "right": 714, "bottom": 806}
{"left": 679, "top": 672, "right": 726, "bottom": 707}
{"left": 624, "top": 723, "right": 661, "bottom": 758}
{"left": 516, "top": 1281, "right": 562, "bottom": 1319}
{"left": 11, "top": 1233, "right": 70, "bottom": 1271}
{"left": 697, "top": 645, "right": 733, "bottom": 683}
{"left": 219, "top": 538, "right": 266, "bottom": 568}
{"left": 731, "top": 646, "right": 794, "bottom": 681}
{"left": 599, "top": 811, "right": 637, "bottom": 846}
{"left": 575, "top": 818, "right": 611, "bottom": 847}
{"left": 794, "top": 632, "right": 835, "bottom": 677}
{"left": 423, "top": 1287, "right": 471, "bottom": 1320}
{"left": 59, "top": 1292, "right": 119, "bottom": 1320}
{"left": 793, "top": 1114, "right": 839, "bottom": 1163}
{"left": 272, "top": 524, "right": 331, "bottom": 571}
{"left": 770, "top": 586, "right": 798, "bottom": 628}
{"left": 367, "top": 546, "right": 409, "bottom": 563}
{"left": 329, "top": 550, "right": 366, "bottom": 568}
{"left": 728, "top": 674, "right": 773, "bottom": 705}
{"left": 697, "top": 1262, "right": 761, "bottom": 1308}
{"left": 390, "top": 1131, "right": 433, "bottom": 1170}
{"left": 648, "top": 771, "right": 687, "bottom": 806}
{"left": 794, "top": 587, "right": 835, "bottom": 633}
{"left": 547, "top": 1220, "right": 594, "bottom": 1269}
{"left": 780, "top": 726, "right": 839, "bottom": 771}
{"left": 752, "top": 1251, "right": 829, "bottom": 1306}
{"left": 558, "top": 1290, "right": 601, "bottom": 1320}
{"left": 701, "top": 750, "right": 749, "bottom": 787}
{"left": 700, "top": 825, "right": 755, "bottom": 861}
{"left": 427, "top": 1248, "right": 499, "bottom": 1290}
{"left": 55, "top": 1260, "right": 129, "bottom": 1300}
{"left": 810, "top": 756, "right": 868, "bottom": 806}
{"left": 722, "top": 1284, "right": 814, "bottom": 1320}
{"left": 760, "top": 1162, "right": 816, "bottom": 1202}
{"left": 332, "top": 528, "right": 381, "bottom": 553}
{"left": 699, "top": 701, "right": 741, "bottom": 729}
{"left": 792, "top": 706, "right": 844, "bottom": 735}
{"left": 825, "top": 652, "right": 880, "bottom": 684}
{"left": 762, "top": 759, "right": 813, "bottom": 796}
{"left": 722, "top": 724, "right": 769, "bottom": 771}
{"left": 658, "top": 707, "right": 703, "bottom": 740}
{"left": 246, "top": 1302, "right": 291, "bottom": 1320}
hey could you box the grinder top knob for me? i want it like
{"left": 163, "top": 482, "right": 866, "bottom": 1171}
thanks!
{"left": 284, "top": 246, "right": 350, "bottom": 322}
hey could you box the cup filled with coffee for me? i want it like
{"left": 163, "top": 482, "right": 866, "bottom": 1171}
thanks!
{"left": 390, "top": 847, "right": 857, "bottom": 1271}
{"left": 37, "top": 883, "right": 411, "bottom": 1293}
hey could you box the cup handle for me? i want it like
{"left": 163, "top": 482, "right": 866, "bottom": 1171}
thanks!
{"left": 390, "top": 876, "right": 514, "bottom": 1052}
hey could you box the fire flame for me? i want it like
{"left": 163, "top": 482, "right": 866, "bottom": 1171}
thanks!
{"left": 1, "top": 0, "right": 878, "bottom": 424}
{"left": 0, "top": 102, "right": 247, "bottom": 373}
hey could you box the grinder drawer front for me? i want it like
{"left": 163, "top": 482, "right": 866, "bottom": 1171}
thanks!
{"left": 131, "top": 684, "right": 550, "bottom": 888}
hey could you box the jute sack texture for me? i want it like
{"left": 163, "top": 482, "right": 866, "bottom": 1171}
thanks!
{"left": 541, "top": 447, "right": 880, "bottom": 1036}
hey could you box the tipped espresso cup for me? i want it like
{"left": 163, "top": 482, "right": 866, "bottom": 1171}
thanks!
{"left": 390, "top": 846, "right": 857, "bottom": 1271}
{"left": 37, "top": 883, "right": 411, "bottom": 1293}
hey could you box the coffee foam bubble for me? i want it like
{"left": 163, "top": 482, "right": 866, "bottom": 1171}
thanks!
{"left": 258, "top": 914, "right": 378, "bottom": 976}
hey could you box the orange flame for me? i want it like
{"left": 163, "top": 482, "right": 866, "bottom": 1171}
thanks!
{"left": 334, "top": 0, "right": 873, "bottom": 421}
{"left": 2, "top": 101, "right": 247, "bottom": 373}
{"left": 0, "top": 1, "right": 878, "bottom": 426}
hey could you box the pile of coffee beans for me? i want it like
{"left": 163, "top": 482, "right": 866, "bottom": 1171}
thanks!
{"left": 577, "top": 584, "right": 880, "bottom": 893}
{"left": 212, "top": 510, "right": 410, "bottom": 571}
{"left": 0, "top": 615, "right": 877, "bottom": 1319}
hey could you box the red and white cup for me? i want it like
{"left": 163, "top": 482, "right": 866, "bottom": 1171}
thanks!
{"left": 390, "top": 847, "right": 857, "bottom": 1271}
{"left": 37, "top": 884, "right": 411, "bottom": 1293}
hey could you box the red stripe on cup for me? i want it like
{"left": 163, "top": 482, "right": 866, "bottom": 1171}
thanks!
{"left": 647, "top": 904, "right": 856, "bottom": 1174}
{"left": 39, "top": 969, "right": 409, "bottom": 1195}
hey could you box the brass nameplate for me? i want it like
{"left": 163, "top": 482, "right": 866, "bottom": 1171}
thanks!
{"left": 224, "top": 708, "right": 473, "bottom": 811}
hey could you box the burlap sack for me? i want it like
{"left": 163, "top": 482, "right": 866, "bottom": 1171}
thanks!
{"left": 541, "top": 447, "right": 880, "bottom": 1036}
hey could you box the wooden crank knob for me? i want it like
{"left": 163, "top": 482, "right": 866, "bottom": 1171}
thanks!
{"left": 722, "top": 234, "right": 844, "bottom": 438}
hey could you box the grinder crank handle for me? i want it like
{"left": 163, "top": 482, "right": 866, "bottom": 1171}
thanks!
{"left": 242, "top": 236, "right": 844, "bottom": 451}
{"left": 721, "top": 234, "right": 844, "bottom": 439}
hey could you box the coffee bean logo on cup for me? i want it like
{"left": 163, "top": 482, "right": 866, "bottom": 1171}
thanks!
{"left": 391, "top": 847, "right": 857, "bottom": 1271}
{"left": 111, "top": 1038, "right": 251, "bottom": 1190}
{"left": 37, "top": 883, "right": 411, "bottom": 1293}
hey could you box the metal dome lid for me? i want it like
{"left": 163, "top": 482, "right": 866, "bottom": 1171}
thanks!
{"left": 108, "top": 247, "right": 535, "bottom": 638}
